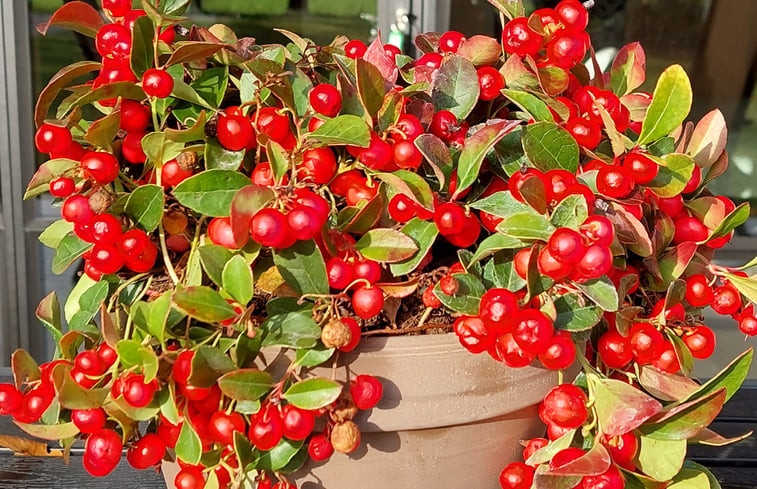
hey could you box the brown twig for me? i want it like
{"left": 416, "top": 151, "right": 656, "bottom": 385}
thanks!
{"left": 362, "top": 322, "right": 452, "bottom": 336}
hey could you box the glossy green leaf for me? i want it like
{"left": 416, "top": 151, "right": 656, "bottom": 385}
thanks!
{"left": 267, "top": 140, "right": 289, "bottom": 185}
{"left": 205, "top": 138, "right": 244, "bottom": 171}
{"left": 414, "top": 133, "right": 453, "bottom": 188}
{"left": 497, "top": 212, "right": 555, "bottom": 241}
{"left": 295, "top": 345, "right": 335, "bottom": 368}
{"left": 638, "top": 65, "right": 692, "bottom": 145}
{"left": 218, "top": 369, "right": 272, "bottom": 401}
{"left": 257, "top": 438, "right": 304, "bottom": 471}
{"left": 471, "top": 190, "right": 534, "bottom": 218}
{"left": 176, "top": 420, "right": 202, "bottom": 464}
{"left": 307, "top": 115, "right": 371, "bottom": 147}
{"left": 130, "top": 16, "right": 155, "bottom": 77}
{"left": 502, "top": 89, "right": 554, "bottom": 122}
{"left": 610, "top": 42, "right": 646, "bottom": 96}
{"left": 142, "top": 131, "right": 184, "bottom": 166}
{"left": 198, "top": 244, "right": 234, "bottom": 286}
{"left": 704, "top": 203, "right": 749, "bottom": 242}
{"left": 433, "top": 273, "right": 486, "bottom": 315}
{"left": 389, "top": 219, "right": 439, "bottom": 276}
{"left": 522, "top": 122, "right": 580, "bottom": 173}
{"left": 431, "top": 55, "right": 480, "bottom": 119}
{"left": 469, "top": 233, "right": 525, "bottom": 265}
{"left": 575, "top": 277, "right": 620, "bottom": 312}
{"left": 35, "top": 292, "right": 63, "bottom": 345}
{"left": 173, "top": 286, "right": 236, "bottom": 323}
{"left": 455, "top": 120, "right": 520, "bottom": 196}
{"left": 647, "top": 153, "right": 695, "bottom": 198}
{"left": 38, "top": 220, "right": 74, "bottom": 249}
{"left": 355, "top": 228, "right": 418, "bottom": 263}
{"left": 283, "top": 378, "right": 342, "bottom": 410}
{"left": 273, "top": 239, "right": 328, "bottom": 295}
{"left": 173, "top": 169, "right": 252, "bottom": 217}
{"left": 681, "top": 348, "right": 752, "bottom": 404}
{"left": 636, "top": 436, "right": 686, "bottom": 481}
{"left": 550, "top": 194, "right": 589, "bottom": 229}
{"left": 222, "top": 255, "right": 253, "bottom": 304}
{"left": 482, "top": 250, "right": 527, "bottom": 291}
{"left": 554, "top": 294, "right": 603, "bottom": 332}
{"left": 261, "top": 311, "right": 321, "bottom": 349}
{"left": 640, "top": 388, "right": 726, "bottom": 440}
{"left": 116, "top": 339, "right": 159, "bottom": 381}
{"left": 51, "top": 234, "right": 92, "bottom": 275}
{"left": 125, "top": 184, "right": 164, "bottom": 232}
{"left": 356, "top": 58, "right": 387, "bottom": 115}
{"left": 189, "top": 345, "right": 236, "bottom": 388}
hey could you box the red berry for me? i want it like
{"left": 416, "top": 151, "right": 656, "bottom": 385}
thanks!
{"left": 383, "top": 43, "right": 401, "bottom": 59}
{"left": 545, "top": 169, "right": 578, "bottom": 203}
{"left": 392, "top": 140, "right": 423, "bottom": 169}
{"left": 439, "top": 31, "right": 466, "bottom": 53}
{"left": 281, "top": 404, "right": 316, "bottom": 440}
{"left": 685, "top": 274, "right": 713, "bottom": 307}
{"left": 548, "top": 228, "right": 585, "bottom": 263}
{"left": 388, "top": 194, "right": 417, "bottom": 222}
{"left": 309, "top": 84, "right": 342, "bottom": 117}
{"left": 538, "top": 331, "right": 576, "bottom": 370}
{"left": 251, "top": 208, "right": 291, "bottom": 248}
{"left": 417, "top": 52, "right": 443, "bottom": 70}
{"left": 121, "top": 131, "right": 146, "bottom": 163}
{"left": 96, "top": 23, "right": 132, "bottom": 58}
{"left": 682, "top": 164, "right": 702, "bottom": 193}
{"left": 712, "top": 285, "right": 742, "bottom": 315}
{"left": 495, "top": 333, "right": 535, "bottom": 368}
{"left": 142, "top": 68, "right": 173, "bottom": 98}
{"left": 547, "top": 32, "right": 588, "bottom": 68}
{"left": 286, "top": 206, "right": 322, "bottom": 241}
{"left": 81, "top": 151, "right": 119, "bottom": 185}
{"left": 479, "top": 288, "right": 519, "bottom": 333}
{"left": 540, "top": 384, "right": 588, "bottom": 429}
{"left": 207, "top": 216, "right": 239, "bottom": 249}
{"left": 326, "top": 257, "right": 354, "bottom": 290}
{"left": 174, "top": 466, "right": 206, "bottom": 489}
{"left": 0, "top": 384, "right": 23, "bottom": 415}
{"left": 739, "top": 315, "right": 757, "bottom": 336}
{"left": 299, "top": 147, "right": 337, "bottom": 184}
{"left": 90, "top": 244, "right": 125, "bottom": 274}
{"left": 422, "top": 286, "right": 442, "bottom": 309}
{"left": 208, "top": 411, "right": 246, "bottom": 445}
{"left": 514, "top": 248, "right": 532, "bottom": 279}
{"left": 478, "top": 66, "right": 505, "bottom": 101}
{"left": 512, "top": 309, "right": 555, "bottom": 355}
{"left": 103, "top": 0, "right": 132, "bottom": 17}
{"left": 502, "top": 17, "right": 543, "bottom": 57}
{"left": 253, "top": 107, "right": 291, "bottom": 144}
{"left": 353, "top": 259, "right": 381, "bottom": 284}
{"left": 83, "top": 428, "right": 122, "bottom": 477}
{"left": 76, "top": 350, "right": 106, "bottom": 376}
{"left": 598, "top": 330, "right": 632, "bottom": 369}
{"left": 35, "top": 123, "right": 72, "bottom": 154}
{"left": 652, "top": 342, "right": 681, "bottom": 374}
{"left": 434, "top": 202, "right": 466, "bottom": 235}
{"left": 628, "top": 322, "right": 665, "bottom": 364}
{"left": 455, "top": 316, "right": 495, "bottom": 354}
{"left": 499, "top": 462, "right": 534, "bottom": 489}
{"left": 601, "top": 432, "right": 638, "bottom": 471}
{"left": 429, "top": 110, "right": 460, "bottom": 142}
{"left": 127, "top": 433, "right": 166, "bottom": 469}
{"left": 439, "top": 275, "right": 459, "bottom": 295}
{"left": 89, "top": 213, "right": 123, "bottom": 246}
{"left": 622, "top": 153, "right": 659, "bottom": 185}
{"left": 352, "top": 285, "right": 384, "bottom": 319}
{"left": 249, "top": 405, "right": 284, "bottom": 450}
{"left": 49, "top": 177, "right": 75, "bottom": 198}
{"left": 682, "top": 325, "right": 716, "bottom": 359}
{"left": 344, "top": 40, "right": 367, "bottom": 58}
{"left": 308, "top": 433, "right": 334, "bottom": 461}
{"left": 566, "top": 118, "right": 602, "bottom": 149}
{"left": 340, "top": 317, "right": 362, "bottom": 353}
{"left": 597, "top": 166, "right": 635, "bottom": 198}
{"left": 575, "top": 244, "right": 612, "bottom": 279}
{"left": 672, "top": 216, "right": 709, "bottom": 244}
{"left": 122, "top": 374, "right": 157, "bottom": 408}
{"left": 656, "top": 194, "right": 684, "bottom": 217}
{"left": 393, "top": 114, "right": 423, "bottom": 140}
{"left": 173, "top": 350, "right": 194, "bottom": 386}
{"left": 358, "top": 133, "right": 393, "bottom": 170}
{"left": 581, "top": 215, "right": 615, "bottom": 246}
{"left": 217, "top": 113, "right": 253, "bottom": 151}
{"left": 350, "top": 375, "right": 383, "bottom": 410}
{"left": 118, "top": 229, "right": 152, "bottom": 260}
{"left": 119, "top": 99, "right": 149, "bottom": 132}
{"left": 555, "top": 0, "right": 589, "bottom": 31}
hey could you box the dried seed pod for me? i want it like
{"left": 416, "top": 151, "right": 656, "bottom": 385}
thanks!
{"left": 330, "top": 420, "right": 361, "bottom": 454}
{"left": 321, "top": 318, "right": 352, "bottom": 349}
{"left": 176, "top": 151, "right": 198, "bottom": 172}
{"left": 88, "top": 187, "right": 115, "bottom": 214}
{"left": 332, "top": 393, "right": 359, "bottom": 422}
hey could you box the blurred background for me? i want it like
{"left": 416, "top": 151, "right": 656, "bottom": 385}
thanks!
{"left": 2, "top": 0, "right": 757, "bottom": 377}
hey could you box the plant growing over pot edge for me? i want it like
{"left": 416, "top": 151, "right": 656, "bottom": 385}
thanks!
{"left": 2, "top": 0, "right": 756, "bottom": 488}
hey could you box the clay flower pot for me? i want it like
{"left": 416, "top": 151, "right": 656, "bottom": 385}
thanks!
{"left": 163, "top": 333, "right": 561, "bottom": 488}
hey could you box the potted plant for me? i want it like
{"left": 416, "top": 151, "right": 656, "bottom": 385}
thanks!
{"left": 2, "top": 0, "right": 755, "bottom": 488}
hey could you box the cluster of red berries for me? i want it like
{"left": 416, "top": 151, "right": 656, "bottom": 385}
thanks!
{"left": 326, "top": 255, "right": 386, "bottom": 320}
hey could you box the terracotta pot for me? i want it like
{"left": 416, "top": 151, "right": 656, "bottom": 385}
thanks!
{"left": 163, "top": 333, "right": 561, "bottom": 489}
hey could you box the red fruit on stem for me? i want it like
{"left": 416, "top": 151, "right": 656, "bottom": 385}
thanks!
{"left": 127, "top": 433, "right": 166, "bottom": 470}
{"left": 309, "top": 84, "right": 342, "bottom": 117}
{"left": 350, "top": 374, "right": 383, "bottom": 410}
{"left": 352, "top": 285, "right": 384, "bottom": 319}
{"left": 281, "top": 404, "right": 316, "bottom": 440}
{"left": 141, "top": 68, "right": 174, "bottom": 98}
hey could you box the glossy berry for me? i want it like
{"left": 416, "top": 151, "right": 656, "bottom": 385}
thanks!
{"left": 499, "top": 462, "right": 534, "bottom": 489}
{"left": 502, "top": 17, "right": 543, "bottom": 57}
{"left": 439, "top": 275, "right": 459, "bottom": 295}
{"left": 90, "top": 244, "right": 124, "bottom": 274}
{"left": 739, "top": 315, "right": 757, "bottom": 336}
{"left": 547, "top": 32, "right": 588, "bottom": 68}
{"left": 628, "top": 322, "right": 665, "bottom": 364}
{"left": 597, "top": 166, "right": 635, "bottom": 198}
{"left": 359, "top": 133, "right": 393, "bottom": 170}
{"left": 682, "top": 164, "right": 702, "bottom": 194}
{"left": 455, "top": 316, "right": 494, "bottom": 354}
{"left": 76, "top": 350, "right": 106, "bottom": 376}
{"left": 574, "top": 244, "right": 612, "bottom": 280}
{"left": 90, "top": 213, "right": 123, "bottom": 246}
{"left": 352, "top": 285, "right": 384, "bottom": 319}
{"left": 540, "top": 384, "right": 588, "bottom": 429}
{"left": 251, "top": 208, "right": 290, "bottom": 248}
{"left": 477, "top": 66, "right": 505, "bottom": 101}
{"left": 685, "top": 274, "right": 713, "bottom": 307}
{"left": 81, "top": 151, "right": 119, "bottom": 185}
{"left": 327, "top": 257, "right": 353, "bottom": 290}
{"left": 353, "top": 259, "right": 381, "bottom": 284}
{"left": 254, "top": 107, "right": 291, "bottom": 144}
{"left": 712, "top": 285, "right": 742, "bottom": 315}
{"left": 512, "top": 309, "right": 555, "bottom": 355}
{"left": 207, "top": 217, "right": 239, "bottom": 249}
{"left": 422, "top": 286, "right": 442, "bottom": 309}
{"left": 388, "top": 194, "right": 417, "bottom": 222}
{"left": 351, "top": 374, "right": 383, "bottom": 409}
{"left": 538, "top": 331, "right": 576, "bottom": 370}
{"left": 622, "top": 153, "right": 659, "bottom": 184}
{"left": 281, "top": 404, "right": 316, "bottom": 440}
{"left": 495, "top": 333, "right": 535, "bottom": 368}
{"left": 565, "top": 118, "right": 602, "bottom": 149}
{"left": 103, "top": 0, "right": 132, "bottom": 17}
{"left": 49, "top": 177, "right": 75, "bottom": 198}
{"left": 0, "top": 384, "right": 23, "bottom": 415}
{"left": 581, "top": 215, "right": 615, "bottom": 246}
{"left": 35, "top": 123, "right": 72, "bottom": 154}
{"left": 119, "top": 99, "right": 150, "bottom": 133}
{"left": 417, "top": 52, "right": 443, "bottom": 70}
{"left": 434, "top": 202, "right": 466, "bottom": 235}
{"left": 309, "top": 84, "right": 342, "bottom": 117}
{"left": 127, "top": 433, "right": 166, "bottom": 470}
{"left": 672, "top": 216, "right": 709, "bottom": 244}
{"left": 430, "top": 110, "right": 460, "bottom": 142}
{"left": 122, "top": 374, "right": 157, "bottom": 408}
{"left": 95, "top": 23, "right": 131, "bottom": 58}
{"left": 580, "top": 465, "right": 624, "bottom": 489}
{"left": 300, "top": 147, "right": 337, "bottom": 184}
{"left": 13, "top": 386, "right": 53, "bottom": 424}
{"left": 392, "top": 140, "right": 423, "bottom": 169}
{"left": 383, "top": 43, "right": 401, "bottom": 59}
{"left": 556, "top": 0, "right": 589, "bottom": 31}
{"left": 141, "top": 69, "right": 173, "bottom": 98}
{"left": 217, "top": 113, "right": 253, "bottom": 151}
{"left": 393, "top": 114, "right": 423, "bottom": 140}
{"left": 478, "top": 288, "right": 519, "bottom": 333}
{"left": 208, "top": 411, "right": 246, "bottom": 445}
{"left": 597, "top": 330, "right": 632, "bottom": 369}
{"left": 344, "top": 39, "right": 367, "bottom": 58}
{"left": 548, "top": 228, "right": 585, "bottom": 263}
{"left": 683, "top": 325, "right": 716, "bottom": 359}
{"left": 174, "top": 467, "right": 205, "bottom": 489}
{"left": 439, "top": 31, "right": 466, "bottom": 53}
{"left": 287, "top": 206, "right": 322, "bottom": 241}
{"left": 308, "top": 433, "right": 334, "bottom": 462}
{"left": 602, "top": 432, "right": 638, "bottom": 471}
{"left": 249, "top": 406, "right": 284, "bottom": 451}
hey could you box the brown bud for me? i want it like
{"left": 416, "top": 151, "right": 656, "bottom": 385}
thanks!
{"left": 88, "top": 188, "right": 115, "bottom": 214}
{"left": 204, "top": 114, "right": 218, "bottom": 138}
{"left": 176, "top": 151, "right": 198, "bottom": 172}
{"left": 332, "top": 393, "right": 359, "bottom": 422}
{"left": 330, "top": 421, "right": 361, "bottom": 454}
{"left": 321, "top": 318, "right": 352, "bottom": 349}
{"left": 162, "top": 209, "right": 188, "bottom": 235}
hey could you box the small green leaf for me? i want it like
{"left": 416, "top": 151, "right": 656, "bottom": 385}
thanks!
{"left": 222, "top": 255, "right": 253, "bottom": 304}
{"left": 591, "top": 375, "right": 662, "bottom": 436}
{"left": 554, "top": 294, "right": 603, "bottom": 332}
{"left": 141, "top": 131, "right": 184, "bottom": 166}
{"left": 189, "top": 345, "right": 236, "bottom": 388}
{"left": 647, "top": 153, "right": 695, "bottom": 198}
{"left": 502, "top": 89, "right": 554, "bottom": 122}
{"left": 497, "top": 212, "right": 555, "bottom": 241}
{"left": 433, "top": 273, "right": 486, "bottom": 315}
{"left": 638, "top": 65, "right": 692, "bottom": 145}
{"left": 51, "top": 234, "right": 92, "bottom": 275}
{"left": 116, "top": 339, "right": 159, "bottom": 381}
{"left": 469, "top": 233, "right": 524, "bottom": 265}
{"left": 205, "top": 138, "right": 244, "bottom": 171}
{"left": 574, "top": 277, "right": 620, "bottom": 312}
{"left": 283, "top": 378, "right": 342, "bottom": 410}
{"left": 431, "top": 55, "right": 480, "bottom": 119}
{"left": 636, "top": 436, "right": 686, "bottom": 481}
{"left": 550, "top": 194, "right": 589, "bottom": 229}
{"left": 218, "top": 369, "right": 272, "bottom": 401}
{"left": 13, "top": 421, "right": 80, "bottom": 441}
{"left": 261, "top": 311, "right": 321, "bottom": 349}
{"left": 267, "top": 140, "right": 289, "bottom": 185}
{"left": 38, "top": 220, "right": 74, "bottom": 249}
{"left": 471, "top": 190, "right": 534, "bottom": 218}
{"left": 257, "top": 438, "right": 304, "bottom": 471}
{"left": 414, "top": 134, "right": 453, "bottom": 188}
{"left": 704, "top": 203, "right": 749, "bottom": 242}
{"left": 522, "top": 121, "right": 580, "bottom": 173}
{"left": 35, "top": 292, "right": 63, "bottom": 345}
{"left": 273, "top": 240, "right": 328, "bottom": 295}
{"left": 173, "top": 286, "right": 236, "bottom": 323}
{"left": 455, "top": 120, "right": 520, "bottom": 196}
{"left": 389, "top": 219, "right": 439, "bottom": 276}
{"left": 130, "top": 16, "right": 155, "bottom": 77}
{"left": 307, "top": 115, "right": 371, "bottom": 147}
{"left": 173, "top": 170, "right": 252, "bottom": 217}
{"left": 680, "top": 348, "right": 752, "bottom": 404}
{"left": 482, "top": 250, "right": 527, "bottom": 291}
{"left": 125, "top": 184, "right": 164, "bottom": 232}
{"left": 295, "top": 345, "right": 335, "bottom": 368}
{"left": 355, "top": 228, "right": 418, "bottom": 263}
{"left": 176, "top": 420, "right": 202, "bottom": 464}
{"left": 198, "top": 244, "right": 234, "bottom": 286}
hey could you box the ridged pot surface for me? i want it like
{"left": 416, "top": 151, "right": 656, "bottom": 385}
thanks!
{"left": 164, "top": 333, "right": 560, "bottom": 489}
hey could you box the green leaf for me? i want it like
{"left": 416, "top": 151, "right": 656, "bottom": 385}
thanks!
{"left": 35, "top": 292, "right": 63, "bottom": 345}
{"left": 502, "top": 89, "right": 554, "bottom": 122}
{"left": 681, "top": 348, "right": 752, "bottom": 404}
{"left": 39, "top": 220, "right": 74, "bottom": 249}
{"left": 377, "top": 90, "right": 404, "bottom": 132}
{"left": 486, "top": 0, "right": 524, "bottom": 19}
{"left": 192, "top": 67, "right": 228, "bottom": 108}
{"left": 222, "top": 255, "right": 253, "bottom": 304}
{"left": 141, "top": 131, "right": 184, "bottom": 166}
{"left": 84, "top": 104, "right": 121, "bottom": 151}
{"left": 116, "top": 339, "right": 159, "bottom": 381}
{"left": 469, "top": 233, "right": 525, "bottom": 265}
{"left": 307, "top": 115, "right": 370, "bottom": 147}
{"left": 273, "top": 240, "right": 328, "bottom": 295}
{"left": 205, "top": 138, "right": 244, "bottom": 171}
{"left": 166, "top": 43, "right": 225, "bottom": 67}
{"left": 550, "top": 194, "right": 589, "bottom": 229}
{"left": 525, "top": 430, "right": 576, "bottom": 465}
{"left": 647, "top": 153, "right": 695, "bottom": 198}
{"left": 257, "top": 438, "right": 304, "bottom": 471}
{"left": 636, "top": 436, "right": 686, "bottom": 481}
{"left": 414, "top": 134, "right": 453, "bottom": 187}
{"left": 173, "top": 286, "right": 236, "bottom": 323}
{"left": 482, "top": 250, "right": 527, "bottom": 291}
{"left": 261, "top": 311, "right": 321, "bottom": 349}
{"left": 176, "top": 420, "right": 202, "bottom": 464}
{"left": 354, "top": 228, "right": 418, "bottom": 263}
{"left": 455, "top": 120, "right": 520, "bottom": 197}
{"left": 590, "top": 375, "right": 662, "bottom": 436}
{"left": 51, "top": 234, "right": 92, "bottom": 275}
{"left": 189, "top": 345, "right": 236, "bottom": 388}
{"left": 433, "top": 273, "right": 486, "bottom": 315}
{"left": 389, "top": 219, "right": 439, "bottom": 276}
{"left": 25, "top": 158, "right": 79, "bottom": 199}
{"left": 173, "top": 169, "right": 252, "bottom": 217}
{"left": 267, "top": 140, "right": 289, "bottom": 185}
{"left": 130, "top": 16, "right": 155, "bottom": 77}
{"left": 522, "top": 122, "right": 580, "bottom": 173}
{"left": 146, "top": 291, "right": 174, "bottom": 342}
{"left": 638, "top": 65, "right": 692, "bottom": 145}
{"left": 431, "top": 55, "right": 480, "bottom": 119}
{"left": 683, "top": 461, "right": 721, "bottom": 489}
{"left": 640, "top": 388, "right": 726, "bottom": 440}
{"left": 283, "top": 378, "right": 343, "bottom": 410}
{"left": 471, "top": 190, "right": 534, "bottom": 218}
{"left": 667, "top": 469, "right": 711, "bottom": 489}
{"left": 217, "top": 369, "right": 272, "bottom": 401}
{"left": 374, "top": 170, "right": 434, "bottom": 211}
{"left": 198, "top": 245, "right": 234, "bottom": 286}
{"left": 13, "top": 421, "right": 81, "bottom": 441}
{"left": 125, "top": 184, "right": 164, "bottom": 232}
{"left": 574, "top": 277, "right": 620, "bottom": 312}
{"left": 497, "top": 212, "right": 555, "bottom": 241}
{"left": 610, "top": 42, "right": 646, "bottom": 96}
{"left": 705, "top": 203, "right": 749, "bottom": 242}
{"left": 295, "top": 345, "right": 335, "bottom": 368}
{"left": 554, "top": 294, "right": 603, "bottom": 332}
{"left": 58, "top": 376, "right": 108, "bottom": 410}
{"left": 356, "top": 58, "right": 387, "bottom": 115}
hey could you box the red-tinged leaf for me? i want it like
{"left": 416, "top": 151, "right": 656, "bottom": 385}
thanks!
{"left": 638, "top": 366, "right": 700, "bottom": 402}
{"left": 414, "top": 32, "right": 441, "bottom": 54}
{"left": 548, "top": 442, "right": 611, "bottom": 477}
{"left": 502, "top": 54, "right": 540, "bottom": 91}
{"left": 690, "top": 427, "right": 752, "bottom": 447}
{"left": 377, "top": 277, "right": 421, "bottom": 298}
{"left": 374, "top": 170, "right": 434, "bottom": 211}
{"left": 485, "top": 0, "right": 524, "bottom": 19}
{"left": 229, "top": 185, "right": 275, "bottom": 248}
{"left": 11, "top": 349, "right": 40, "bottom": 388}
{"left": 640, "top": 388, "right": 726, "bottom": 440}
{"left": 616, "top": 306, "right": 644, "bottom": 336}
{"left": 0, "top": 434, "right": 63, "bottom": 455}
{"left": 431, "top": 56, "right": 480, "bottom": 120}
{"left": 611, "top": 42, "right": 647, "bottom": 96}
{"left": 356, "top": 58, "right": 387, "bottom": 116}
{"left": 455, "top": 119, "right": 521, "bottom": 197}
{"left": 591, "top": 376, "right": 663, "bottom": 436}
{"left": 686, "top": 196, "right": 727, "bottom": 229}
{"left": 339, "top": 193, "right": 385, "bottom": 234}
{"left": 24, "top": 158, "right": 79, "bottom": 200}
{"left": 687, "top": 109, "right": 727, "bottom": 167}
{"left": 537, "top": 66, "right": 570, "bottom": 96}
{"left": 60, "top": 81, "right": 146, "bottom": 119}
{"left": 35, "top": 61, "right": 101, "bottom": 127}
{"left": 656, "top": 242, "right": 698, "bottom": 285}
{"left": 36, "top": 1, "right": 105, "bottom": 37}
{"left": 414, "top": 134, "right": 453, "bottom": 189}
{"left": 457, "top": 35, "right": 502, "bottom": 67}
{"left": 354, "top": 228, "right": 418, "bottom": 263}
{"left": 166, "top": 42, "right": 226, "bottom": 66}
{"left": 620, "top": 92, "right": 652, "bottom": 122}
{"left": 84, "top": 106, "right": 121, "bottom": 151}
{"left": 518, "top": 173, "right": 549, "bottom": 215}
{"left": 363, "top": 36, "right": 398, "bottom": 86}
{"left": 702, "top": 150, "right": 728, "bottom": 187}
